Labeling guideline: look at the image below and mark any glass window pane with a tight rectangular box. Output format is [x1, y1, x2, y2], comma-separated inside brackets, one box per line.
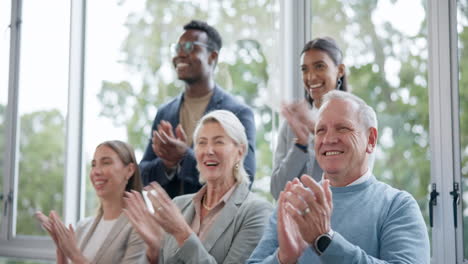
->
[0, 257, 52, 264]
[0, 0, 11, 226]
[83, 0, 281, 215]
[15, 0, 70, 236]
[458, 0, 468, 259]
[311, 0, 430, 233]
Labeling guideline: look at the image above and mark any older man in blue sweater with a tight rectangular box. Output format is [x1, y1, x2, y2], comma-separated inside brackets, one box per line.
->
[247, 90, 430, 264]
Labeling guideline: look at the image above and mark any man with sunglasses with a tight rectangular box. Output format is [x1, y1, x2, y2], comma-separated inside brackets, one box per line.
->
[140, 20, 256, 198]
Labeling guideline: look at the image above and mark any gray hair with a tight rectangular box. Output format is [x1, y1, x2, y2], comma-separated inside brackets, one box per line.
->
[318, 90, 378, 130]
[193, 110, 250, 184]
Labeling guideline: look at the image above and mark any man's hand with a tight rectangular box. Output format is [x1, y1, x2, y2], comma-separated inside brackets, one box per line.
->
[284, 176, 333, 244]
[277, 182, 308, 264]
[151, 121, 188, 168]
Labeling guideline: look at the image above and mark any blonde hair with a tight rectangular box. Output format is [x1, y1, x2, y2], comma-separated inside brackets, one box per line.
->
[193, 110, 250, 184]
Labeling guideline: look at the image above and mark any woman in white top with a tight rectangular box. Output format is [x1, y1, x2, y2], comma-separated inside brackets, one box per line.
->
[35, 140, 145, 263]
[270, 37, 348, 200]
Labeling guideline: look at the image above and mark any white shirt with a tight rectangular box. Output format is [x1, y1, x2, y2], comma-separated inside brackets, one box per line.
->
[82, 217, 118, 261]
[319, 169, 372, 186]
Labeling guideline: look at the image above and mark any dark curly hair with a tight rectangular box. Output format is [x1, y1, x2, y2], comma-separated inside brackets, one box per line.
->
[183, 20, 222, 52]
[301, 37, 347, 105]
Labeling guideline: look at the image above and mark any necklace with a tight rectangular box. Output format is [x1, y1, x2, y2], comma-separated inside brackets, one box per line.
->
[202, 195, 216, 211]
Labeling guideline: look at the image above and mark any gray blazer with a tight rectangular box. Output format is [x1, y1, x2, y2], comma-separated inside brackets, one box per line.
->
[158, 182, 273, 264]
[76, 212, 145, 263]
[270, 120, 323, 200]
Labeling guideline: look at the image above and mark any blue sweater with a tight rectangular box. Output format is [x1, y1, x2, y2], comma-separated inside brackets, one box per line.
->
[247, 175, 430, 264]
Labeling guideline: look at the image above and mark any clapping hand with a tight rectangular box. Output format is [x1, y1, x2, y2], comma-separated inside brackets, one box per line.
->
[151, 121, 188, 168]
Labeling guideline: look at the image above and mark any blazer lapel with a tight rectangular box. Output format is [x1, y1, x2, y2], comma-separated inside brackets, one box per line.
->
[79, 212, 102, 252]
[205, 85, 224, 112]
[202, 182, 250, 253]
[164, 199, 196, 257]
[92, 213, 129, 263]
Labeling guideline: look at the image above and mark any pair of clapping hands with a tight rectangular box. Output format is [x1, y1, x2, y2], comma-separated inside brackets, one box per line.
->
[277, 175, 333, 264]
[123, 182, 193, 262]
[152, 121, 189, 168]
[34, 211, 85, 264]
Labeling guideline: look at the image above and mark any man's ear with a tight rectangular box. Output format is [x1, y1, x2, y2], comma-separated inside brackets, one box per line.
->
[208, 50, 219, 66]
[366, 127, 378, 153]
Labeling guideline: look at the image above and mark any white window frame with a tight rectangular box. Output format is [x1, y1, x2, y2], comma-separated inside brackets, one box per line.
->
[0, 0, 85, 260]
[427, 0, 461, 262]
[0, 0, 464, 262]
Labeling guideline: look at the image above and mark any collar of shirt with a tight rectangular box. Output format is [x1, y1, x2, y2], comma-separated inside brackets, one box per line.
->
[319, 169, 372, 187]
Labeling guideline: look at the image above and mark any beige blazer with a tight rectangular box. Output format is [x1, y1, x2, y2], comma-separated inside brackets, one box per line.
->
[76, 212, 145, 263]
[157, 181, 273, 264]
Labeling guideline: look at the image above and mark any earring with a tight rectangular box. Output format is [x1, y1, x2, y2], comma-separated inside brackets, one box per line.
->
[336, 78, 342, 90]
[234, 163, 239, 171]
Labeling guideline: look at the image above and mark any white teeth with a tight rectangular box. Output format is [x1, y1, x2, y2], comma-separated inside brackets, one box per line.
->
[205, 161, 218, 166]
[325, 151, 341, 156]
[177, 63, 189, 68]
[95, 180, 106, 186]
[309, 83, 323, 89]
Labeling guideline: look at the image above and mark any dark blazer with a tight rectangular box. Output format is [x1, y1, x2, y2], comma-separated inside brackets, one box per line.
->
[159, 182, 273, 264]
[140, 85, 256, 198]
[76, 212, 145, 263]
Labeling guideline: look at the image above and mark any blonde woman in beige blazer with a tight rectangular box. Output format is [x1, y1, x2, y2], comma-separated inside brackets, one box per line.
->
[35, 140, 145, 263]
[124, 110, 273, 264]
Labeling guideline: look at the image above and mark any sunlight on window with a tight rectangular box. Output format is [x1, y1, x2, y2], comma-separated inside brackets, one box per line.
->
[15, 0, 70, 236]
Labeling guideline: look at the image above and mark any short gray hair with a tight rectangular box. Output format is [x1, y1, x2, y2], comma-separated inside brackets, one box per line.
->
[193, 110, 250, 184]
[318, 90, 378, 130]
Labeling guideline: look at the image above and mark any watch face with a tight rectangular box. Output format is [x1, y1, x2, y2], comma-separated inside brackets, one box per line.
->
[317, 234, 332, 253]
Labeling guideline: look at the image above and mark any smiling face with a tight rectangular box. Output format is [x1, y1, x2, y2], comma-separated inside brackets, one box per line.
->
[172, 29, 216, 84]
[90, 145, 134, 201]
[194, 121, 243, 185]
[314, 98, 376, 186]
[301, 49, 344, 108]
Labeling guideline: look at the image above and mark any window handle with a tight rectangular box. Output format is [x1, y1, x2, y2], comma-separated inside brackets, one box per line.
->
[429, 183, 439, 228]
[3, 190, 13, 217]
[450, 182, 460, 228]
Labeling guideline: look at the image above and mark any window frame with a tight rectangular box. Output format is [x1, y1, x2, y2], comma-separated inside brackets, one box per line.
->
[0, 0, 85, 260]
[0, 0, 463, 262]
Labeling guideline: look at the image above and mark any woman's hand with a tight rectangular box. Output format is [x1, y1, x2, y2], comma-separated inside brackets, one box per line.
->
[35, 211, 67, 263]
[145, 182, 193, 247]
[281, 100, 315, 145]
[49, 211, 89, 264]
[34, 211, 56, 241]
[123, 190, 163, 262]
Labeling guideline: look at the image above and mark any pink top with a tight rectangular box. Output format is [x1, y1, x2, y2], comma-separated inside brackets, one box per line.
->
[190, 184, 238, 241]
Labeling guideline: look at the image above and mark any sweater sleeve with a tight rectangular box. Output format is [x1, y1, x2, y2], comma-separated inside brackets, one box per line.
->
[317, 192, 430, 264]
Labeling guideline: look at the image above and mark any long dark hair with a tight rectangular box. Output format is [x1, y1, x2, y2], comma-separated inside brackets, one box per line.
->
[301, 37, 348, 106]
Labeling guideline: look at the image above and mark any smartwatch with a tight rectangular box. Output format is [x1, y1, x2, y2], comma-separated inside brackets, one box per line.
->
[314, 229, 335, 255]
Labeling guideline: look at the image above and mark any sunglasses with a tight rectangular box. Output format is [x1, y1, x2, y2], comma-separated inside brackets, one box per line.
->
[171, 41, 212, 54]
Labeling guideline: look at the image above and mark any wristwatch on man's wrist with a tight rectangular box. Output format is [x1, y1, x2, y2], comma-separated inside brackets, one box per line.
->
[314, 229, 335, 255]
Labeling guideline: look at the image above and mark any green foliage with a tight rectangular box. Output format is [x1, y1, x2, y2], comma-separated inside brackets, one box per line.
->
[312, 0, 431, 228]
[97, 0, 278, 199]
[16, 109, 65, 236]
